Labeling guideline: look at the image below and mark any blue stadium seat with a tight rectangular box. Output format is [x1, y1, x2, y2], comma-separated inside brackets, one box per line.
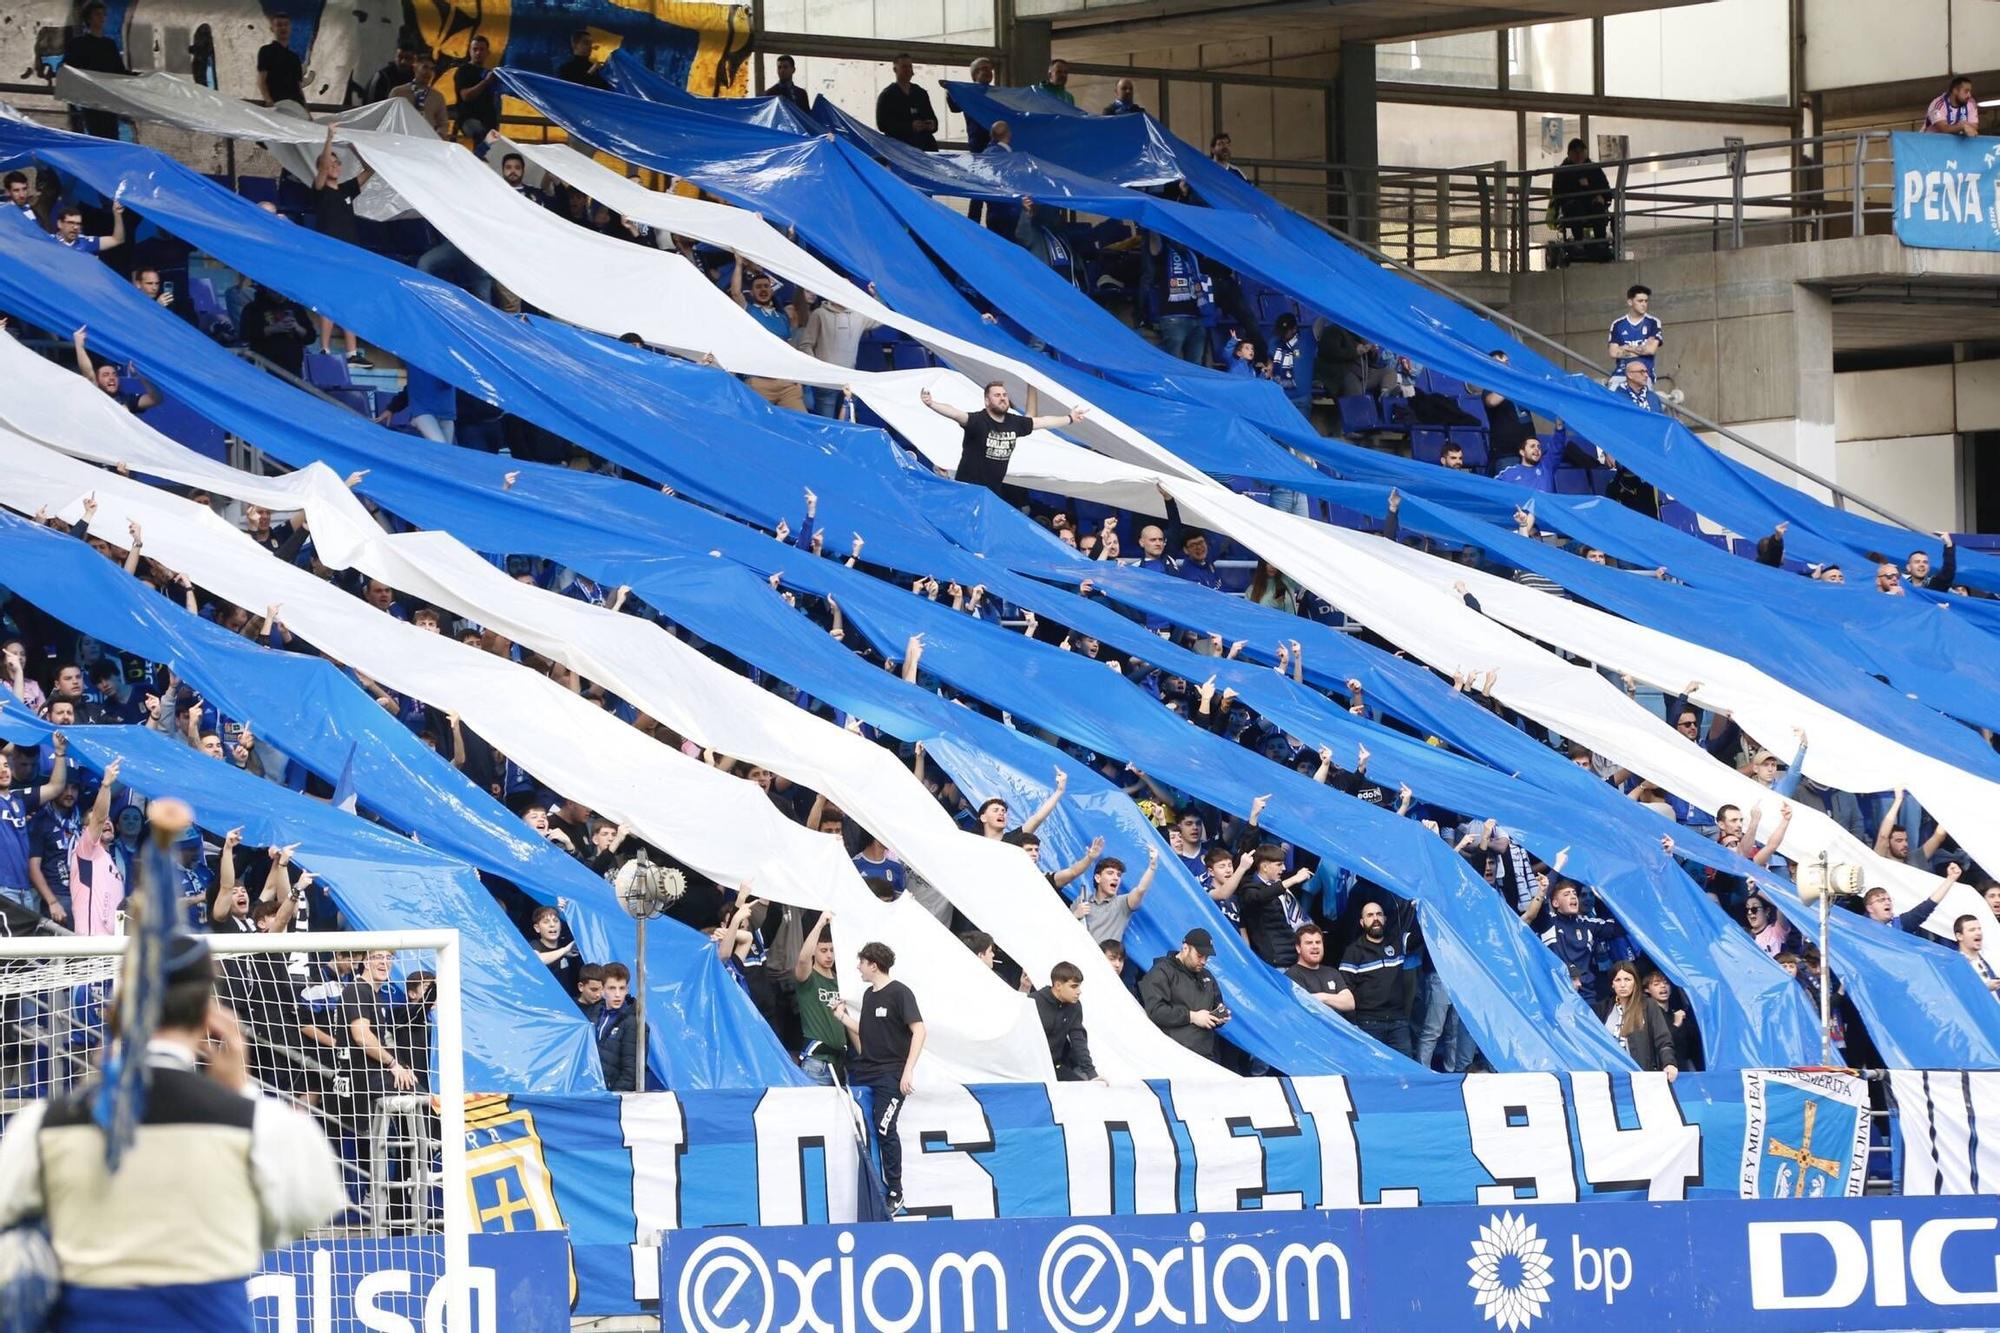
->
[888, 342, 933, 372]
[1336, 395, 1382, 434]
[302, 353, 352, 389]
[1409, 425, 1447, 463]
[137, 398, 228, 462]
[1381, 394, 1415, 427]
[327, 388, 376, 417]
[1448, 427, 1488, 470]
[1658, 499, 1704, 535]
[1553, 467, 1595, 495]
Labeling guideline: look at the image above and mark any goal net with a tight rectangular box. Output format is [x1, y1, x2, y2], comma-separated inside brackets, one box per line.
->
[0, 928, 469, 1332]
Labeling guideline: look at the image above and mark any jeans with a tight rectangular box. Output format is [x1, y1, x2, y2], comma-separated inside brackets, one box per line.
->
[409, 414, 456, 444]
[1268, 487, 1310, 517]
[0, 884, 38, 913]
[863, 1082, 906, 1197]
[799, 1055, 837, 1087]
[1356, 1015, 1416, 1060]
[1154, 313, 1205, 364]
[1415, 973, 1477, 1072]
[416, 240, 495, 306]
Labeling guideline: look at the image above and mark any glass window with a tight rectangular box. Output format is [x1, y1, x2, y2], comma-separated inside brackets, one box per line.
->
[1377, 33, 1500, 89]
[1509, 20, 1593, 95]
[1377, 102, 1517, 170]
[759, 0, 995, 45]
[1603, 0, 1789, 105]
[790, 57, 974, 145]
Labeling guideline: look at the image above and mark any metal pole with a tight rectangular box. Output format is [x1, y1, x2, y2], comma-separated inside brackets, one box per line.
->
[1850, 131, 1867, 237]
[1730, 143, 1746, 250]
[634, 912, 648, 1092]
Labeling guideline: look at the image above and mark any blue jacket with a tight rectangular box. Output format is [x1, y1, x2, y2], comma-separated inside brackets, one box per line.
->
[586, 999, 640, 1091]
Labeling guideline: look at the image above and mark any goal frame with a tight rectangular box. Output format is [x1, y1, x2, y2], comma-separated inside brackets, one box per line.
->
[0, 928, 470, 1307]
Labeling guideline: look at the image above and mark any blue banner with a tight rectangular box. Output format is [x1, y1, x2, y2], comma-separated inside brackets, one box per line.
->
[660, 1194, 2000, 1333]
[1892, 131, 2000, 251]
[254, 1231, 568, 1331]
[468, 1072, 1874, 1315]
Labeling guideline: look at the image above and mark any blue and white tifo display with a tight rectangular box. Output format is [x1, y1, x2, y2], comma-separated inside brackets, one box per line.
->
[453, 1070, 1907, 1315]
[660, 1196, 2000, 1333]
[253, 1232, 568, 1332]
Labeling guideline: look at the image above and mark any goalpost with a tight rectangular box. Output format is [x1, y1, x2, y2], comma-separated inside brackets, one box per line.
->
[0, 928, 470, 1332]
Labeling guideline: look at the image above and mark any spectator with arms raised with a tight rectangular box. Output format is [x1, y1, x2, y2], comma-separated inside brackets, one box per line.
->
[919, 382, 1087, 494]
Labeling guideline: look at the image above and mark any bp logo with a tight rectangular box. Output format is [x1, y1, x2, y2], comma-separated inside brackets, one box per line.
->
[1467, 1211, 1554, 1331]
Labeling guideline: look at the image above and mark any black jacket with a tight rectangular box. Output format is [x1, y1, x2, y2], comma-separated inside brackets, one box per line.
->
[1599, 994, 1679, 1072]
[586, 999, 640, 1090]
[1139, 954, 1222, 1058]
[1239, 874, 1298, 968]
[1032, 986, 1098, 1081]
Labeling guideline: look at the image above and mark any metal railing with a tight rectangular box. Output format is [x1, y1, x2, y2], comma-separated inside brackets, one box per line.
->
[1236, 129, 1903, 275]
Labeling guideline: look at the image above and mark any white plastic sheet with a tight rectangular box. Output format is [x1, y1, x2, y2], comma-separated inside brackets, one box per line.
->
[0, 337, 1219, 1085]
[44, 69, 1204, 501]
[1159, 486, 1999, 954]
[0, 427, 1064, 1088]
[41, 68, 1996, 958]
[56, 67, 432, 220]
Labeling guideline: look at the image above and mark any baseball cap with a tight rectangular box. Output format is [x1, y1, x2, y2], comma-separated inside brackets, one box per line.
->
[1183, 927, 1216, 958]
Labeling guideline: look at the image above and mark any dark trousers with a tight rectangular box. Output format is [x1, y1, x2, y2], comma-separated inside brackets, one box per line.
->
[1357, 1015, 1416, 1060]
[863, 1081, 906, 1195]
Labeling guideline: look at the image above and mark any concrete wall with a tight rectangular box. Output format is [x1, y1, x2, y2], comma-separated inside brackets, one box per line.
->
[1507, 247, 1833, 429]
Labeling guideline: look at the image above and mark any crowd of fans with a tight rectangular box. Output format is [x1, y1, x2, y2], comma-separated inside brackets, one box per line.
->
[0, 22, 1995, 1149]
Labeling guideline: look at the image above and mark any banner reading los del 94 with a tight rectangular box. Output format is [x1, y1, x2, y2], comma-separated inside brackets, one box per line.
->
[461, 1070, 1872, 1316]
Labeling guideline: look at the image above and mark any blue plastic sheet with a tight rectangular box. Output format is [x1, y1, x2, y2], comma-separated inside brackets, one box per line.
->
[600, 49, 821, 135]
[934, 84, 1995, 592]
[0, 135, 1989, 1071]
[0, 689, 601, 1093]
[387, 97, 2000, 756]
[11, 308, 1626, 1075]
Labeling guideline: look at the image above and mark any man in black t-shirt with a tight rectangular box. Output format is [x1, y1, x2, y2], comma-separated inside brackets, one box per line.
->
[918, 381, 1088, 493]
[256, 14, 306, 110]
[831, 941, 925, 1213]
[1285, 924, 1354, 1018]
[342, 949, 415, 1097]
[309, 124, 373, 367]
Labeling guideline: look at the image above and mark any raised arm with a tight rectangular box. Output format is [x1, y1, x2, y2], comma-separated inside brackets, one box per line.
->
[1028, 404, 1087, 430]
[1874, 788, 1905, 858]
[36, 731, 69, 806]
[71, 325, 94, 380]
[794, 911, 831, 983]
[1750, 803, 1792, 866]
[1051, 835, 1103, 890]
[917, 387, 969, 425]
[1021, 767, 1067, 836]
[1772, 729, 1807, 799]
[1125, 846, 1159, 910]
[727, 252, 747, 309]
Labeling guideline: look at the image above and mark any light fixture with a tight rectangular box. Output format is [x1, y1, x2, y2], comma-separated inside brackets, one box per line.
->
[614, 850, 685, 1093]
[1797, 858, 1863, 906]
